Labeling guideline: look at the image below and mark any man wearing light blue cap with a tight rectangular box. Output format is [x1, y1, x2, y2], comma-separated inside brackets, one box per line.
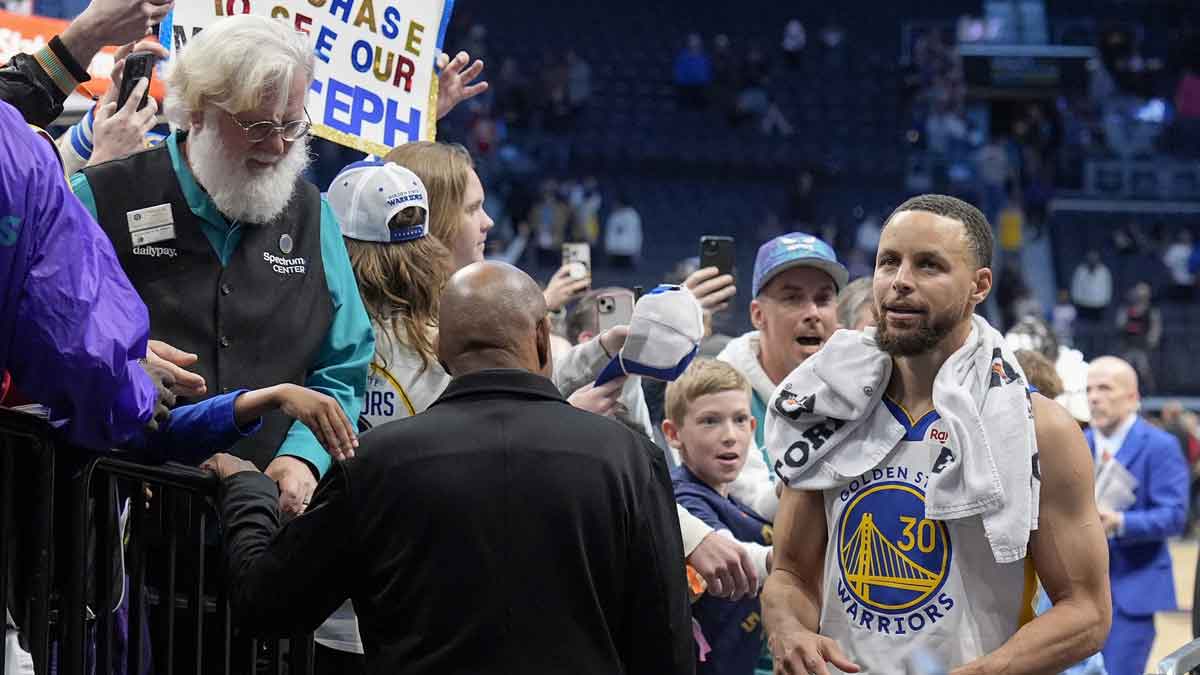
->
[716, 232, 847, 520]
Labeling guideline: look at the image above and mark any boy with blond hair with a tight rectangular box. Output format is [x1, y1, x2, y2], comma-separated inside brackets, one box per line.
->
[665, 359, 772, 675]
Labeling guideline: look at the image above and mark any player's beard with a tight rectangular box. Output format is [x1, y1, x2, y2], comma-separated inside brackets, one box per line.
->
[874, 299, 968, 357]
[188, 113, 311, 225]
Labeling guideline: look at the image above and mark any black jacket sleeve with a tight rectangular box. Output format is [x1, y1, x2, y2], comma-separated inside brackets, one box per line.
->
[218, 465, 357, 637]
[625, 438, 696, 675]
[0, 38, 92, 128]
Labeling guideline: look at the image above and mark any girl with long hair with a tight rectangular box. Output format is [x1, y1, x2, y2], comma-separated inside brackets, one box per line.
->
[316, 148, 637, 673]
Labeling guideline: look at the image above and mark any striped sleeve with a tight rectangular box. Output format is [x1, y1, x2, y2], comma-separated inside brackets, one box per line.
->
[31, 36, 91, 97]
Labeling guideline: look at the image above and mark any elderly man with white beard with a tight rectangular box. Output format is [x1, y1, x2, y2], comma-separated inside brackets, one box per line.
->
[70, 15, 374, 514]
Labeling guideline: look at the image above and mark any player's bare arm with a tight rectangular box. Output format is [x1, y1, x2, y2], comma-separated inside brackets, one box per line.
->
[951, 394, 1111, 675]
[764, 488, 860, 675]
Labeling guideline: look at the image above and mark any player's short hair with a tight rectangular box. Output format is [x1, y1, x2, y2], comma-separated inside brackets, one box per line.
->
[884, 194, 993, 270]
[665, 359, 751, 425]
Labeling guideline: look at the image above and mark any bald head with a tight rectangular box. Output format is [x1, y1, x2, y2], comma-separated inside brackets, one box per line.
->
[438, 262, 552, 376]
[1087, 356, 1140, 435]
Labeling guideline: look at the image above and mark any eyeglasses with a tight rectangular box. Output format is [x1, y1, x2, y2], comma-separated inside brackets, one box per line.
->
[225, 108, 312, 143]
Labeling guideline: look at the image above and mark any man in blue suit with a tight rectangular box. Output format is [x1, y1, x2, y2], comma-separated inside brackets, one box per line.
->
[1087, 356, 1189, 675]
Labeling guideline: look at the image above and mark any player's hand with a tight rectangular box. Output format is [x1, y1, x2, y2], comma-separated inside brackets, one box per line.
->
[273, 384, 358, 461]
[436, 50, 488, 120]
[567, 378, 625, 417]
[543, 264, 590, 311]
[687, 531, 757, 600]
[265, 456, 317, 516]
[769, 629, 860, 675]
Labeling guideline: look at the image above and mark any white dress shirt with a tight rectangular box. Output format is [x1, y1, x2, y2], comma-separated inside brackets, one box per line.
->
[1093, 413, 1138, 536]
[1093, 412, 1138, 464]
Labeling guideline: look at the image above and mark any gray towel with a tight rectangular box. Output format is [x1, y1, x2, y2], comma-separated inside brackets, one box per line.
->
[765, 315, 1040, 563]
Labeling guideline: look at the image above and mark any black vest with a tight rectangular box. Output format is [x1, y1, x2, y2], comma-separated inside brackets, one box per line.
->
[83, 137, 333, 469]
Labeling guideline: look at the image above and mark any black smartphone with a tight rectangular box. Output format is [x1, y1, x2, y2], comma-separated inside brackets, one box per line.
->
[116, 51, 158, 111]
[700, 235, 735, 277]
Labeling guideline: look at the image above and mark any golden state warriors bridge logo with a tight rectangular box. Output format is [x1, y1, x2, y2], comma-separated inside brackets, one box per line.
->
[835, 478, 956, 635]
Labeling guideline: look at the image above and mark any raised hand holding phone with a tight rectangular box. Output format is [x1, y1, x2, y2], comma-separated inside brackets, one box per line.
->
[699, 235, 736, 277]
[690, 236, 738, 315]
[116, 49, 158, 111]
[90, 41, 167, 165]
[544, 263, 591, 311]
[562, 242, 591, 280]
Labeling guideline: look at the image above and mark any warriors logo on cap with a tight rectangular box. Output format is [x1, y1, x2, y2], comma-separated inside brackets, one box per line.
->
[328, 161, 431, 244]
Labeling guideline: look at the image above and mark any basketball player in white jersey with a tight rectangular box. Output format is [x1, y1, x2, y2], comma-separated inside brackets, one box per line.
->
[763, 195, 1111, 674]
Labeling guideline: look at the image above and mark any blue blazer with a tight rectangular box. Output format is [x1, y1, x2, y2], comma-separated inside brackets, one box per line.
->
[1086, 417, 1189, 616]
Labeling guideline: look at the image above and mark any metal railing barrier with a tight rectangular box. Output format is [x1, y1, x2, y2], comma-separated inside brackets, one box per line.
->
[0, 408, 314, 675]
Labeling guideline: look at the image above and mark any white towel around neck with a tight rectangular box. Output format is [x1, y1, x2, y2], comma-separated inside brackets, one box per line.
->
[764, 314, 1040, 564]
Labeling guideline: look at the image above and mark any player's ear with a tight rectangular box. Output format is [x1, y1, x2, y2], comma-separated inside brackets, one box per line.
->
[971, 267, 992, 305]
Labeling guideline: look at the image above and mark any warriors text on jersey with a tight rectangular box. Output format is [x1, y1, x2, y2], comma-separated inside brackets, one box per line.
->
[818, 397, 1038, 673]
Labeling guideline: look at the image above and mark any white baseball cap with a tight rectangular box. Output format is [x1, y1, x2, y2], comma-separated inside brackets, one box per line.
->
[328, 160, 430, 243]
[595, 285, 705, 385]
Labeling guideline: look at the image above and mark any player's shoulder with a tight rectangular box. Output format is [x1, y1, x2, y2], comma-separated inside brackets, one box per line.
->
[1030, 392, 1093, 480]
[1031, 391, 1081, 441]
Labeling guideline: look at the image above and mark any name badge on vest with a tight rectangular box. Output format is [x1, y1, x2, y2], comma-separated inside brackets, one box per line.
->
[127, 204, 176, 246]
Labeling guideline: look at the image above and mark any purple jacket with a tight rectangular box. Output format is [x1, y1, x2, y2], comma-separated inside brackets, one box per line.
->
[0, 100, 156, 449]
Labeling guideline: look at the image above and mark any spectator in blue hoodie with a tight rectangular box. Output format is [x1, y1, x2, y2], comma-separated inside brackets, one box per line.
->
[666, 359, 772, 675]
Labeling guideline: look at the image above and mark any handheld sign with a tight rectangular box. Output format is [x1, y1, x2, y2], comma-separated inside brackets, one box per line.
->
[162, 0, 454, 155]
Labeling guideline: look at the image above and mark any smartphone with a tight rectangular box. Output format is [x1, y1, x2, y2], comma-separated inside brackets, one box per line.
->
[597, 290, 635, 332]
[562, 242, 591, 280]
[116, 51, 159, 112]
[700, 235, 736, 277]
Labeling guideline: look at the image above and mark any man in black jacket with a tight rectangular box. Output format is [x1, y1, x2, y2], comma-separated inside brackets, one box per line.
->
[204, 261, 695, 675]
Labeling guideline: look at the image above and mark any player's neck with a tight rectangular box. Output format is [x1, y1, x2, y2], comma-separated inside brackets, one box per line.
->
[885, 320, 973, 411]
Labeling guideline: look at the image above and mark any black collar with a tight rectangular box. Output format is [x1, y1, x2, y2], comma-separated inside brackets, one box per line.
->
[430, 369, 566, 408]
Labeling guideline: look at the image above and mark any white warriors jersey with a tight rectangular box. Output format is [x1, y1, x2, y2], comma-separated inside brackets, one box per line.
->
[358, 327, 450, 430]
[318, 330, 449, 654]
[819, 397, 1037, 673]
